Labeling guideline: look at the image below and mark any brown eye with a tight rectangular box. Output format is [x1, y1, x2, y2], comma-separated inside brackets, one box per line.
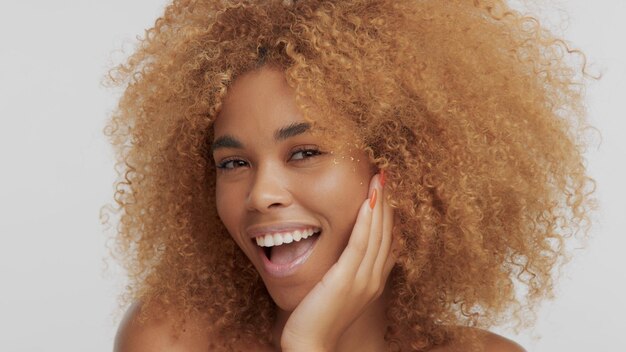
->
[290, 147, 323, 161]
[217, 158, 248, 170]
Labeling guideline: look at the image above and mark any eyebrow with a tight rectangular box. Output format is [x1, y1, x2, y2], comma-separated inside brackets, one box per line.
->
[211, 121, 311, 153]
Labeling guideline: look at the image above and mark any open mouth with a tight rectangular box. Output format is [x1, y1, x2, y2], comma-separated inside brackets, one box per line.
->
[254, 228, 322, 265]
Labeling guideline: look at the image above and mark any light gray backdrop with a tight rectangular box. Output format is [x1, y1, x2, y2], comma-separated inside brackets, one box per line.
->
[0, 0, 624, 351]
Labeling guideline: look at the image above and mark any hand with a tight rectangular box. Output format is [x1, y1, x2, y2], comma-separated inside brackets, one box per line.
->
[280, 171, 396, 352]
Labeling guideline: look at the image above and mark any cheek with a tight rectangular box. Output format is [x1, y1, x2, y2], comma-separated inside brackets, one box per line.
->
[305, 160, 371, 232]
[215, 182, 243, 240]
[215, 185, 226, 222]
[313, 172, 367, 205]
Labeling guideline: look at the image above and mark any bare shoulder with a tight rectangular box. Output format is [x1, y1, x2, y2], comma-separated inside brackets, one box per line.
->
[478, 329, 526, 352]
[114, 302, 210, 352]
[429, 328, 526, 352]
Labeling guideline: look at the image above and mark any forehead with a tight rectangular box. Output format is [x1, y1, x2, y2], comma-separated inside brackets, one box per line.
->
[213, 66, 302, 136]
[211, 66, 360, 155]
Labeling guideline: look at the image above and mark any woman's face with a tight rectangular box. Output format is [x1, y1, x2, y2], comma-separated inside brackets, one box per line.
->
[212, 66, 374, 311]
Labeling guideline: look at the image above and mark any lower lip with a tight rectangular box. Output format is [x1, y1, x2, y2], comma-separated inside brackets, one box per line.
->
[257, 233, 320, 278]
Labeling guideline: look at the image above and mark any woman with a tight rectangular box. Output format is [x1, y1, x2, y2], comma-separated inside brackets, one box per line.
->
[105, 0, 594, 351]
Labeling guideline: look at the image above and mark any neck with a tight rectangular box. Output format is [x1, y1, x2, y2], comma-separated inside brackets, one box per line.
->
[270, 288, 390, 352]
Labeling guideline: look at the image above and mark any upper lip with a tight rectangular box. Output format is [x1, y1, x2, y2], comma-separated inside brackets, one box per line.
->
[246, 222, 322, 239]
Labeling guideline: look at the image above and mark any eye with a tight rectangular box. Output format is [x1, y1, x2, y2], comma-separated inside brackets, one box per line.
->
[290, 146, 324, 161]
[216, 158, 248, 170]
[215, 146, 324, 172]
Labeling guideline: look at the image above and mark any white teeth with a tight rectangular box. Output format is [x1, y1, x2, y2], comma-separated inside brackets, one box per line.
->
[255, 228, 318, 247]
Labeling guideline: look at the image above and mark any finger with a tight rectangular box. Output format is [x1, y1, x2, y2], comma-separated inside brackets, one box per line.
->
[358, 172, 384, 277]
[336, 192, 374, 274]
[373, 183, 394, 275]
[381, 230, 400, 279]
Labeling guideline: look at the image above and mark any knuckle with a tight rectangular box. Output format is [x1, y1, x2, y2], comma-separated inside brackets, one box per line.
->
[367, 280, 381, 296]
[351, 241, 368, 254]
[354, 278, 368, 293]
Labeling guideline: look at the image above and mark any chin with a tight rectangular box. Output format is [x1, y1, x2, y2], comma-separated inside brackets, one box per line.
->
[243, 227, 335, 312]
[261, 275, 315, 312]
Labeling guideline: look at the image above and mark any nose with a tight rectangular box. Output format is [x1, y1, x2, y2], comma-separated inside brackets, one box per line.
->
[245, 163, 293, 213]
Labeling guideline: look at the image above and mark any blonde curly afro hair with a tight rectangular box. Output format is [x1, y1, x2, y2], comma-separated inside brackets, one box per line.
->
[103, 0, 595, 350]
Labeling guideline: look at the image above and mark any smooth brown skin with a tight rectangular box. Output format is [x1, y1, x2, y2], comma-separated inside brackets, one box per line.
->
[114, 67, 526, 352]
[213, 66, 376, 315]
[214, 66, 396, 351]
[115, 301, 526, 352]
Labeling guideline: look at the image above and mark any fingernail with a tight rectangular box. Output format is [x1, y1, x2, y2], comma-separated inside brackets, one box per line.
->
[369, 188, 377, 209]
[380, 170, 386, 186]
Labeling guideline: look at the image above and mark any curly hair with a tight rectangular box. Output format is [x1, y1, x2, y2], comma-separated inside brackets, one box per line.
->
[103, 0, 596, 350]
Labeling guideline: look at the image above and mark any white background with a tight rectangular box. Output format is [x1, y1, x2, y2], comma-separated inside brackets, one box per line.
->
[0, 1, 624, 351]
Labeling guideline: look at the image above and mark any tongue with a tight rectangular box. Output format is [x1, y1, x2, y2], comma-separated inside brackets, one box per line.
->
[270, 234, 318, 265]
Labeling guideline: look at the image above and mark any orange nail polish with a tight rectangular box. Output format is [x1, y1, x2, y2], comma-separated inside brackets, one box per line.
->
[369, 188, 377, 209]
[380, 170, 386, 186]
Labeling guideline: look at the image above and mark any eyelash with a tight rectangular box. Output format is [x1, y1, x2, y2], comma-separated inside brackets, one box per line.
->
[216, 147, 324, 171]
